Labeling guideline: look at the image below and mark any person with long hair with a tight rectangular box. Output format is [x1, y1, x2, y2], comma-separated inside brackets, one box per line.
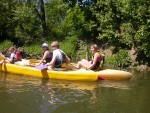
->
[76, 44, 102, 70]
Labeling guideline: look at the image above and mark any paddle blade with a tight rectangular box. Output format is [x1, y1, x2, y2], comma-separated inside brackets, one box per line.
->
[35, 65, 48, 70]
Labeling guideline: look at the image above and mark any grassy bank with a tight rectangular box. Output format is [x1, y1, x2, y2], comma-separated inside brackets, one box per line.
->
[0, 38, 78, 61]
[0, 40, 14, 50]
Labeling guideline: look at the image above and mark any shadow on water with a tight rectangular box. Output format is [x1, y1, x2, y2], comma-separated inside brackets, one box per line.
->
[0, 70, 150, 113]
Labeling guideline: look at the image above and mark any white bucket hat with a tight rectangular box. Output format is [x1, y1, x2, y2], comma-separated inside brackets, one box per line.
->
[42, 43, 49, 48]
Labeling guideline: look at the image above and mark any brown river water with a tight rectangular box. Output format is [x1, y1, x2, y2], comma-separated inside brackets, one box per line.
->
[0, 69, 150, 113]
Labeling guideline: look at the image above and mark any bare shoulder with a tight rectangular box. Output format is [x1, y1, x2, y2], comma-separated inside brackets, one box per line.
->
[44, 51, 51, 56]
[94, 52, 101, 57]
[44, 51, 49, 54]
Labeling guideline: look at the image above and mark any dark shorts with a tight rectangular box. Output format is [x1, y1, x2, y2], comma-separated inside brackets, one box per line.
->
[54, 60, 62, 68]
[91, 61, 100, 70]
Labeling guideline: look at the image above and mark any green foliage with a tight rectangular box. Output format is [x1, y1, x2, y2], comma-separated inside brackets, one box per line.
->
[0, 40, 13, 50]
[14, 2, 42, 44]
[135, 25, 150, 58]
[78, 41, 88, 60]
[0, 0, 150, 65]
[45, 0, 68, 40]
[60, 36, 78, 61]
[24, 44, 42, 55]
[0, 0, 16, 41]
[106, 49, 131, 68]
[92, 0, 150, 49]
[62, 4, 91, 40]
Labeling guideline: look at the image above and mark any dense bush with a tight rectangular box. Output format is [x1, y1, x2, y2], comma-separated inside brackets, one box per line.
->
[24, 44, 42, 55]
[105, 49, 131, 68]
[14, 2, 43, 45]
[0, 40, 14, 50]
[60, 36, 79, 61]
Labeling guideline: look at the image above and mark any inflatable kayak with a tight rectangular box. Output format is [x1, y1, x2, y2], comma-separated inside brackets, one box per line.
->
[0, 62, 132, 81]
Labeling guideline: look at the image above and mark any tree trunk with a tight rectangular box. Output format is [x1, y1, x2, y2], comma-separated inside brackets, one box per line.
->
[40, 0, 48, 39]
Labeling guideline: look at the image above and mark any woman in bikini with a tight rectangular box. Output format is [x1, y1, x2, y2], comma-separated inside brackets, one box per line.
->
[76, 44, 102, 70]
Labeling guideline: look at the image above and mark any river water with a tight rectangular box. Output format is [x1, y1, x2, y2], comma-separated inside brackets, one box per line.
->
[0, 70, 149, 113]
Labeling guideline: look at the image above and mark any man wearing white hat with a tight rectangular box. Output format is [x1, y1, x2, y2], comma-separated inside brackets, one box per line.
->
[46, 41, 70, 68]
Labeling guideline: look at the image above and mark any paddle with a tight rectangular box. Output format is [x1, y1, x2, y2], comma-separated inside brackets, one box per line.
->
[29, 59, 41, 63]
[35, 64, 48, 70]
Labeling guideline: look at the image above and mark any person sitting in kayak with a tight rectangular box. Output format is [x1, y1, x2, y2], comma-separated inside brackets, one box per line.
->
[15, 48, 22, 61]
[76, 44, 102, 70]
[37, 43, 53, 65]
[4, 47, 17, 64]
[46, 41, 70, 68]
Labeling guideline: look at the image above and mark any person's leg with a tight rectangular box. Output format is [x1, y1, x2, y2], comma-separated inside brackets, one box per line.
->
[81, 59, 91, 66]
[76, 59, 91, 69]
[76, 61, 82, 69]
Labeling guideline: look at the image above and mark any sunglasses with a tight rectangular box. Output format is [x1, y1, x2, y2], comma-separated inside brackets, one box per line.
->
[51, 45, 56, 48]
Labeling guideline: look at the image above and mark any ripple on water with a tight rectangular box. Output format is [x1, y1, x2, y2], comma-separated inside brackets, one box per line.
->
[0, 71, 150, 113]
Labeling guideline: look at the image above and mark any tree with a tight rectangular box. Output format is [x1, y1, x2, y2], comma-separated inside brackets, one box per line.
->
[39, 0, 48, 39]
[0, 0, 16, 42]
[45, 0, 68, 40]
[14, 1, 42, 45]
[62, 3, 97, 42]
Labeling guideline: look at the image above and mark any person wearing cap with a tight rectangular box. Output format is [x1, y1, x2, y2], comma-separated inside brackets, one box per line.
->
[37, 43, 53, 66]
[46, 41, 70, 68]
[76, 44, 102, 70]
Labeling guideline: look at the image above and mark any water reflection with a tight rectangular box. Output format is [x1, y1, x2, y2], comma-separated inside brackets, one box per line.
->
[0, 72, 98, 113]
[0, 71, 150, 113]
[98, 80, 131, 90]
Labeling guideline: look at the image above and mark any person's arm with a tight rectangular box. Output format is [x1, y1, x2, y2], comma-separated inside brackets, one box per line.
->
[5, 58, 13, 63]
[46, 51, 56, 66]
[87, 53, 99, 70]
[38, 51, 49, 65]
[66, 55, 70, 65]
[5, 53, 15, 63]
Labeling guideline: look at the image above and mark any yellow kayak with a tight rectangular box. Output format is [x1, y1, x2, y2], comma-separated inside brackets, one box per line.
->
[0, 62, 132, 81]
